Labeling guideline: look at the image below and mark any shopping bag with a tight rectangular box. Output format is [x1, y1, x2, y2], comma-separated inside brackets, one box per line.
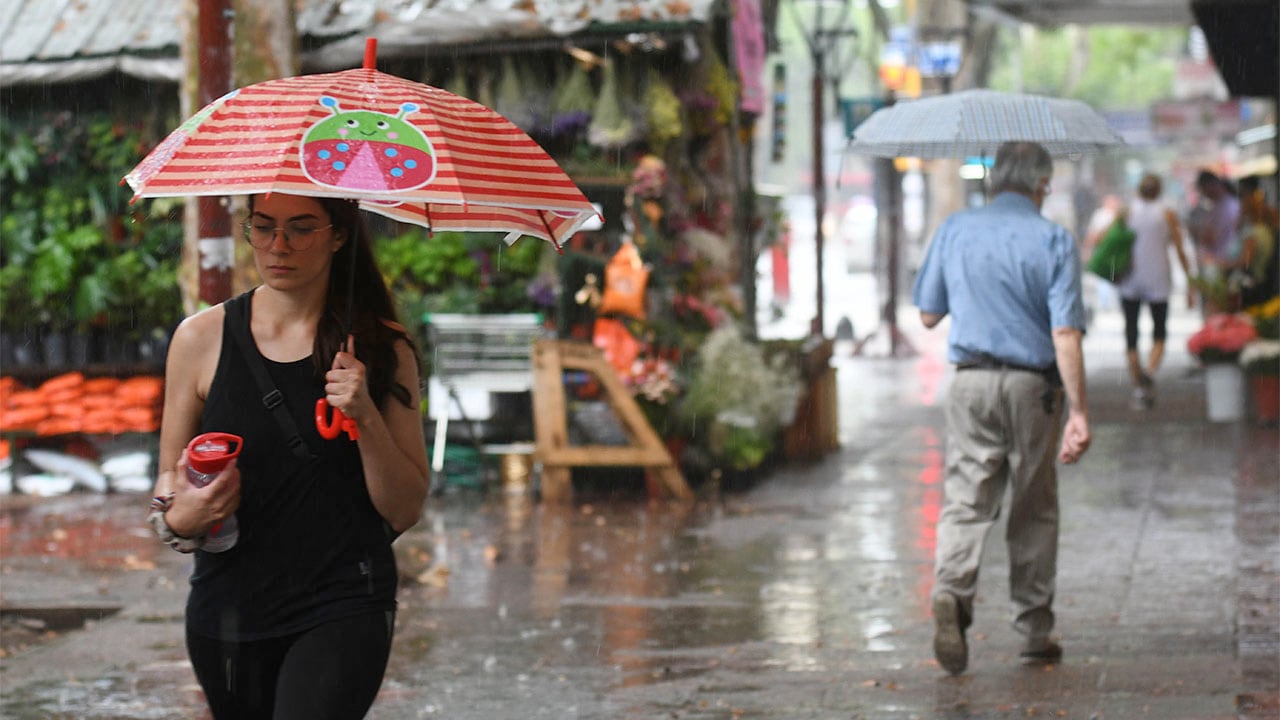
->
[1087, 219, 1135, 282]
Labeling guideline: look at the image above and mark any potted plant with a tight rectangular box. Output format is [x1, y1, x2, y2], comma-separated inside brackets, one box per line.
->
[1241, 296, 1280, 425]
[28, 224, 108, 368]
[1187, 312, 1258, 422]
[1240, 340, 1280, 425]
[0, 263, 37, 368]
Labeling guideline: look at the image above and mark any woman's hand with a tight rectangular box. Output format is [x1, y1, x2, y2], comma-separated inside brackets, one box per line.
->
[166, 449, 241, 538]
[325, 335, 376, 429]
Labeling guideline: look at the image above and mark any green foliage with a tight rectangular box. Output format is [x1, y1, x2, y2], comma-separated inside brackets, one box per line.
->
[373, 229, 549, 315]
[989, 26, 1183, 109]
[372, 229, 552, 372]
[0, 111, 183, 337]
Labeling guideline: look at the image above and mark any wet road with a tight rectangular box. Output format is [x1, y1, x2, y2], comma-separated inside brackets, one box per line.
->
[1, 306, 1277, 719]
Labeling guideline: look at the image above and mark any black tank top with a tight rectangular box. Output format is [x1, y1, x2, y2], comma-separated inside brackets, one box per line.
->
[187, 290, 397, 641]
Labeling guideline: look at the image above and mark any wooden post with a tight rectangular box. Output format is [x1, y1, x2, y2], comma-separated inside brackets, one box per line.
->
[195, 0, 234, 307]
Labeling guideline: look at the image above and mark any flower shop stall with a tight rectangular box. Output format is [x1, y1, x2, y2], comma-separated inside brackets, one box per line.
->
[354, 3, 807, 489]
[0, 0, 807, 496]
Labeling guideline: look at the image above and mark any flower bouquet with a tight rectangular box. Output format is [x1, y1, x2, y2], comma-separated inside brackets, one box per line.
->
[678, 326, 802, 473]
[624, 352, 682, 437]
[1244, 296, 1280, 341]
[1240, 340, 1280, 376]
[1187, 312, 1258, 364]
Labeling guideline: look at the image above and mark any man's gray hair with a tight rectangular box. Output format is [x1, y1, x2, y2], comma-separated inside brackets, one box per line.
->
[990, 142, 1053, 195]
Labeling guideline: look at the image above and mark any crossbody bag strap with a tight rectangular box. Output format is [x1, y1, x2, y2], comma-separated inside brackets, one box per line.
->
[224, 294, 316, 461]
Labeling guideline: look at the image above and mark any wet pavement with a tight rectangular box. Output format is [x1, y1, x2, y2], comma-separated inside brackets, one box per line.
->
[1, 303, 1277, 720]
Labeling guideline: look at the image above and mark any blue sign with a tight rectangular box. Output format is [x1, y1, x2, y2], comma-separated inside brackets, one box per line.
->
[919, 41, 961, 78]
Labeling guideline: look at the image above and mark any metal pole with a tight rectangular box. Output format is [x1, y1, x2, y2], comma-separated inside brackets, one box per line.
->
[885, 155, 901, 356]
[197, 0, 234, 306]
[811, 47, 826, 336]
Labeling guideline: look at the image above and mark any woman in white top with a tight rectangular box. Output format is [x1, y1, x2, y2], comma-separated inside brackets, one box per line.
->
[1116, 173, 1194, 409]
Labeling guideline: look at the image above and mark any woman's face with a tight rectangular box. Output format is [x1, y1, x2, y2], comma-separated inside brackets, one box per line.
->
[246, 194, 343, 291]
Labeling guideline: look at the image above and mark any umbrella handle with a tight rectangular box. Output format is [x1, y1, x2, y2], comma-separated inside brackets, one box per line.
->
[315, 399, 360, 441]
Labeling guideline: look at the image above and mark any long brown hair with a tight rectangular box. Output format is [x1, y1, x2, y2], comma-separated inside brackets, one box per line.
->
[248, 195, 419, 411]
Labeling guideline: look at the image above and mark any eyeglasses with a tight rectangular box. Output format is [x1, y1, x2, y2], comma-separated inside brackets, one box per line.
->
[243, 221, 334, 251]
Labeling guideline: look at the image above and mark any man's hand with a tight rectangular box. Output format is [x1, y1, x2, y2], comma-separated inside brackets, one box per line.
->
[1058, 410, 1090, 464]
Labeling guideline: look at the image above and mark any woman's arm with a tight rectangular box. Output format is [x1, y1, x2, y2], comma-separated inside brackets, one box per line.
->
[151, 308, 241, 539]
[1166, 209, 1196, 307]
[328, 337, 429, 532]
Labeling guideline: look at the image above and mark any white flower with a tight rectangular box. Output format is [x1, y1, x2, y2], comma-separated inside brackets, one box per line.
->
[1240, 340, 1280, 367]
[680, 325, 803, 433]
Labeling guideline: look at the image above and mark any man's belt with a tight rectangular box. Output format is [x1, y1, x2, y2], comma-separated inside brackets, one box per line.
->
[956, 356, 1061, 385]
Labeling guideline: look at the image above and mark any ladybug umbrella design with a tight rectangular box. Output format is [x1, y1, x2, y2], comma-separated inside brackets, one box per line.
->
[125, 39, 598, 441]
[126, 39, 596, 246]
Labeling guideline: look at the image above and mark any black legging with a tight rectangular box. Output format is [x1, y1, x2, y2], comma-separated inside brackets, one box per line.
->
[187, 610, 394, 720]
[1121, 297, 1169, 351]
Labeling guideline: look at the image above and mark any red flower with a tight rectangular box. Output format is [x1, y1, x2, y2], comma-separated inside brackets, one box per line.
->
[1188, 313, 1258, 359]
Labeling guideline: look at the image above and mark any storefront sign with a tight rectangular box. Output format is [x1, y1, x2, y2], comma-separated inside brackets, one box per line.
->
[1151, 99, 1242, 140]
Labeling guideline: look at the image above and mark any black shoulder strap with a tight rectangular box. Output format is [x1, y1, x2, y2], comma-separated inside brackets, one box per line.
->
[224, 293, 316, 461]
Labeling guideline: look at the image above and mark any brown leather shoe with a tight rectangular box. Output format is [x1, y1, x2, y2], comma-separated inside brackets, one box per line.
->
[1019, 640, 1063, 666]
[932, 593, 968, 675]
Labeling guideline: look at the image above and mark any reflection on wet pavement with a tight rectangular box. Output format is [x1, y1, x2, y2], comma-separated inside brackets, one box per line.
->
[1, 312, 1276, 719]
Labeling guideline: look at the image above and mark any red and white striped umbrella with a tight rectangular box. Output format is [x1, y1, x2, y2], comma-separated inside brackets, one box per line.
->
[125, 41, 596, 247]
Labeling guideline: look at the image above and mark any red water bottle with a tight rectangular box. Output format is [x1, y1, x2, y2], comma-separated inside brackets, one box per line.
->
[186, 432, 243, 553]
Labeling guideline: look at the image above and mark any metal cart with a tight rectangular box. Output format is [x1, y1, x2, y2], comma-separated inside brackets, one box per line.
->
[424, 313, 545, 492]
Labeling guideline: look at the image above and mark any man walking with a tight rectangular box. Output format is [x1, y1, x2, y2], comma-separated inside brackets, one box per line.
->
[912, 142, 1092, 675]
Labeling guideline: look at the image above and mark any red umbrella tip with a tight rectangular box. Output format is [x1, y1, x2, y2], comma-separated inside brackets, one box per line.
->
[363, 38, 377, 70]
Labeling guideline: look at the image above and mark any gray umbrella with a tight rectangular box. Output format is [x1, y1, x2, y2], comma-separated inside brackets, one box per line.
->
[846, 88, 1124, 158]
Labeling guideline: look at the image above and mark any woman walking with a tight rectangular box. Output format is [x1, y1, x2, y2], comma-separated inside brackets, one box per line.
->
[1117, 173, 1194, 410]
[148, 192, 430, 718]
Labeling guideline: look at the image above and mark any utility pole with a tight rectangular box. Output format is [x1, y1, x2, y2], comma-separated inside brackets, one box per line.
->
[810, 51, 827, 336]
[196, 0, 234, 307]
[790, 0, 857, 337]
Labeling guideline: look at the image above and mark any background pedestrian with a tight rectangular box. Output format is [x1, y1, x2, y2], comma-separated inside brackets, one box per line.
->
[1115, 173, 1195, 410]
[1191, 170, 1241, 279]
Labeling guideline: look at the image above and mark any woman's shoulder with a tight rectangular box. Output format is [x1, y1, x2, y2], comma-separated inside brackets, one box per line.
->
[171, 302, 228, 352]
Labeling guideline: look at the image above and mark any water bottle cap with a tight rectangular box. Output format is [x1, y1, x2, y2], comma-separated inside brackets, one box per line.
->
[187, 432, 243, 474]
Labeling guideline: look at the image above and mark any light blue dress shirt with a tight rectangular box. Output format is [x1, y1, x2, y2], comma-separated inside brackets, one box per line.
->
[912, 192, 1086, 368]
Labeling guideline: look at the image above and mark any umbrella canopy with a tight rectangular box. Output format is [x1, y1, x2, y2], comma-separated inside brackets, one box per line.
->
[846, 89, 1124, 159]
[125, 41, 596, 247]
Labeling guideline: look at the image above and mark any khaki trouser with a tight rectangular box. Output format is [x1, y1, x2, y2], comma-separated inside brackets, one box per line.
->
[934, 367, 1063, 649]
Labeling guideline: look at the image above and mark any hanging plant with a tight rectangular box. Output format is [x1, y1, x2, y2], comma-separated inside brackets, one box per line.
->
[495, 57, 537, 131]
[705, 48, 739, 128]
[550, 59, 594, 138]
[644, 69, 683, 154]
[587, 60, 634, 149]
